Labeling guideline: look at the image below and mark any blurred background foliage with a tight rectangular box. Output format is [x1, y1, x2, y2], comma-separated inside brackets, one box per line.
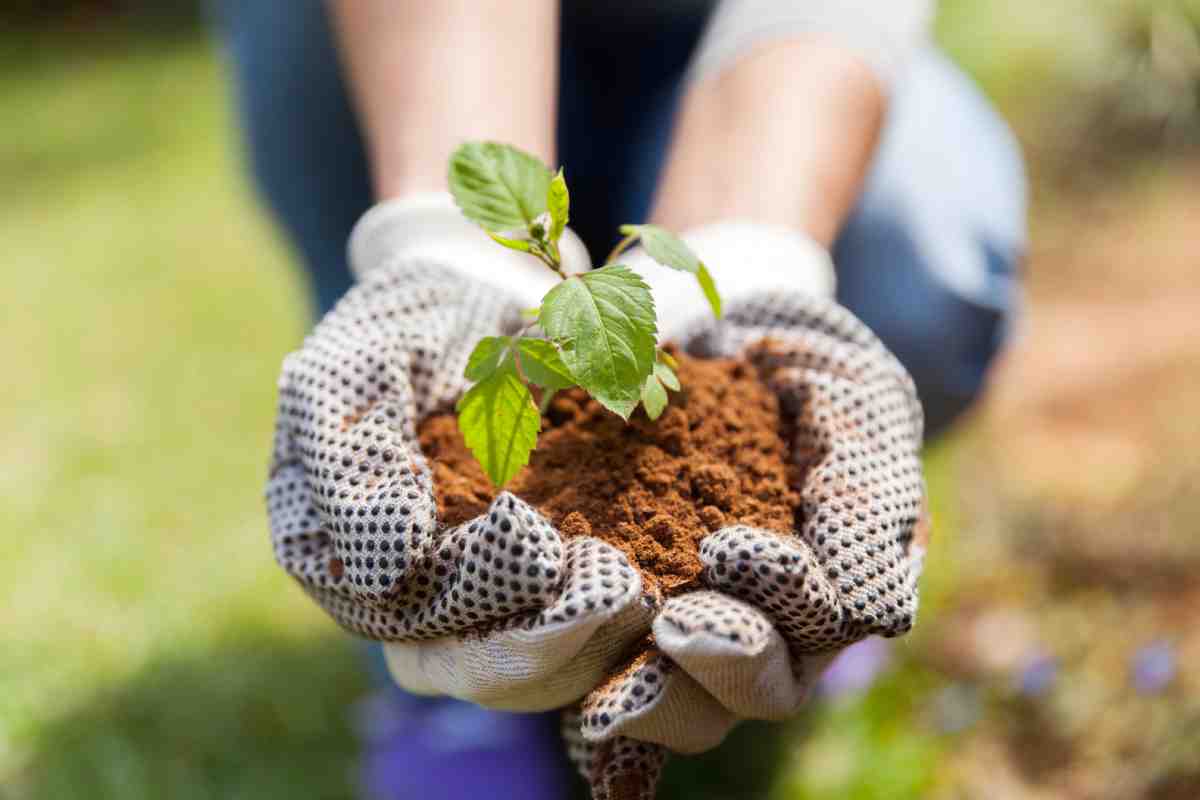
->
[1, 1, 1198, 799]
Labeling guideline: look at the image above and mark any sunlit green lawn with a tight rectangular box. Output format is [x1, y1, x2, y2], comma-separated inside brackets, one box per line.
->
[0, 26, 968, 800]
[0, 29, 370, 799]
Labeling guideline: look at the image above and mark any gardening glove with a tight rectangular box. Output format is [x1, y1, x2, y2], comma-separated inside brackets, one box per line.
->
[557, 224, 927, 796]
[266, 205, 926, 799]
[268, 194, 664, 714]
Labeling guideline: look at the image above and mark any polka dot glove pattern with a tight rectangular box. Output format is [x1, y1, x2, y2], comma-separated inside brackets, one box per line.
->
[267, 241, 926, 799]
[268, 257, 657, 715]
[559, 292, 927, 795]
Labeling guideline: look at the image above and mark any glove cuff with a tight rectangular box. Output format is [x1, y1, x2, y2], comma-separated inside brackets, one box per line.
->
[347, 192, 592, 308]
[625, 220, 836, 341]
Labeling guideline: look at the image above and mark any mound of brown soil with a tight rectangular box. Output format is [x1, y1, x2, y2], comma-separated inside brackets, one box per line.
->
[417, 351, 802, 593]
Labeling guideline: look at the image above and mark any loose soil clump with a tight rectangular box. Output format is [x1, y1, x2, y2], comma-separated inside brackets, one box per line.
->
[417, 350, 803, 593]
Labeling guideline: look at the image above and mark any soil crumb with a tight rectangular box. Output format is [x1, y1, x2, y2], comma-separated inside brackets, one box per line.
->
[417, 350, 803, 593]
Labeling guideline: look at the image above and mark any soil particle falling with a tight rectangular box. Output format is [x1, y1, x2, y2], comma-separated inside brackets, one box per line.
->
[417, 350, 804, 593]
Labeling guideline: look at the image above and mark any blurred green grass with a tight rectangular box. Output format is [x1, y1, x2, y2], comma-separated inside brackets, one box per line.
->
[0, 29, 366, 799]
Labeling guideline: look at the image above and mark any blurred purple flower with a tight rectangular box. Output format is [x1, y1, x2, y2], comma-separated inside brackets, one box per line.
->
[1131, 640, 1176, 694]
[1016, 653, 1058, 697]
[818, 637, 892, 696]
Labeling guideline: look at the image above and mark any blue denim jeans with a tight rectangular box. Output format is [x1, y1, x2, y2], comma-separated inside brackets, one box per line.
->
[212, 2, 1025, 798]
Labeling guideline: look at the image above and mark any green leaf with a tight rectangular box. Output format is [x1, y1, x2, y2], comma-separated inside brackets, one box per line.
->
[657, 348, 679, 371]
[696, 263, 722, 318]
[455, 361, 540, 487]
[448, 142, 552, 232]
[538, 265, 657, 420]
[619, 223, 723, 318]
[464, 336, 510, 381]
[641, 374, 669, 420]
[516, 339, 576, 391]
[547, 168, 569, 243]
[620, 224, 700, 273]
[486, 230, 534, 253]
[654, 359, 680, 392]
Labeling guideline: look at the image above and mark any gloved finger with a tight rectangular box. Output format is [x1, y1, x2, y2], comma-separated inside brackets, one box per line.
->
[579, 649, 738, 755]
[383, 536, 655, 711]
[681, 295, 926, 651]
[562, 707, 668, 800]
[653, 591, 836, 719]
[757, 334, 924, 637]
[698, 524, 849, 652]
[270, 263, 565, 640]
[293, 489, 570, 641]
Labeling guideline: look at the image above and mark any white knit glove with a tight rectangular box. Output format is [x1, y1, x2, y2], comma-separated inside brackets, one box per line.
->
[270, 194, 657, 712]
[266, 209, 926, 800]
[619, 220, 837, 341]
[556, 229, 923, 796]
[347, 191, 592, 305]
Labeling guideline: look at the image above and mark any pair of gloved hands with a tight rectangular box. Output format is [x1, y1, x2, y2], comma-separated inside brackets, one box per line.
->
[266, 193, 927, 800]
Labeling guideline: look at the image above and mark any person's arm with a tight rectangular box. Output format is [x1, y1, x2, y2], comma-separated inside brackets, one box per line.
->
[650, 38, 884, 249]
[650, 0, 933, 249]
[327, 0, 559, 200]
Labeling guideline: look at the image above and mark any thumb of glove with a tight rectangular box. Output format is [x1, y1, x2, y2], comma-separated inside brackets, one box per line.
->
[621, 221, 836, 341]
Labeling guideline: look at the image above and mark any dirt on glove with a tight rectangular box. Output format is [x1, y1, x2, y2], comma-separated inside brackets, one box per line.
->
[417, 350, 804, 593]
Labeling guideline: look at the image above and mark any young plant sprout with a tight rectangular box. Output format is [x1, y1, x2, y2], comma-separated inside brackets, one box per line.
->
[447, 141, 724, 487]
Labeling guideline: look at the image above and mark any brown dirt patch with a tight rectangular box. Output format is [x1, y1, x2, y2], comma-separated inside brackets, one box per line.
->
[417, 351, 803, 593]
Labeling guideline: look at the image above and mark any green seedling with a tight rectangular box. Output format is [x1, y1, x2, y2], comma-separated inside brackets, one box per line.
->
[448, 141, 723, 487]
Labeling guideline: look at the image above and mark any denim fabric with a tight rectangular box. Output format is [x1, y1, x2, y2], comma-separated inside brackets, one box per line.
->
[211, 2, 1025, 797]
[833, 49, 1026, 436]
